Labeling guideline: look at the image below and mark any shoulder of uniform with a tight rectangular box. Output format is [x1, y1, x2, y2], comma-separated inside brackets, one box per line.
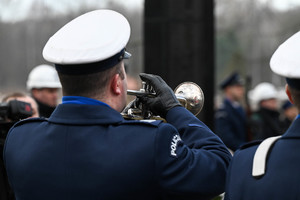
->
[239, 140, 262, 150]
[121, 119, 163, 127]
[217, 102, 226, 110]
[13, 117, 48, 127]
[215, 103, 229, 119]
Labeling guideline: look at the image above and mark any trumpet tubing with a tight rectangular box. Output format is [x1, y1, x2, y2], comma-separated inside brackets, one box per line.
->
[122, 81, 205, 120]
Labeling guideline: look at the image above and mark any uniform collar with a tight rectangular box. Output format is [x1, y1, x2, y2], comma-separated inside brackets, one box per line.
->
[48, 103, 124, 125]
[62, 96, 110, 107]
[282, 117, 300, 138]
[225, 98, 241, 108]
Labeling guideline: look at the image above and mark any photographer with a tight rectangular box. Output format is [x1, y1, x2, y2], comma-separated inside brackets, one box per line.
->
[2, 92, 39, 119]
[0, 97, 33, 200]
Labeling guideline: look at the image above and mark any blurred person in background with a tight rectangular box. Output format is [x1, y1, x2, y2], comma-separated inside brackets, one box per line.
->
[26, 64, 61, 118]
[225, 30, 300, 200]
[281, 100, 298, 131]
[248, 82, 285, 140]
[214, 72, 248, 152]
[2, 92, 39, 119]
[1, 92, 37, 200]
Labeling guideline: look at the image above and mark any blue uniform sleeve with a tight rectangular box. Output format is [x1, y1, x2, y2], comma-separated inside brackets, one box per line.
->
[155, 106, 232, 199]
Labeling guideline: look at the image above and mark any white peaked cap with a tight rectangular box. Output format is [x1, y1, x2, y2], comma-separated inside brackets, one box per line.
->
[43, 9, 131, 65]
[270, 31, 300, 78]
[27, 64, 61, 90]
[248, 82, 277, 103]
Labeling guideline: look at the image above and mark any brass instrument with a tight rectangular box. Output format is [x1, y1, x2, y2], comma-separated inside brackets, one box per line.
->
[121, 81, 204, 121]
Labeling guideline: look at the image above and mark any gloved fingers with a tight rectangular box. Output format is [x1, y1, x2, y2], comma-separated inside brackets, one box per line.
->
[139, 73, 166, 93]
[139, 96, 152, 105]
[139, 96, 162, 116]
[139, 96, 159, 108]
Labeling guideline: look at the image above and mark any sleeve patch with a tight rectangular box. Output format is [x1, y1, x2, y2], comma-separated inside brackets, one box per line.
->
[170, 134, 182, 157]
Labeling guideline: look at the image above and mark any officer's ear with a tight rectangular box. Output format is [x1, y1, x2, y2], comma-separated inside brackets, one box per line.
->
[110, 73, 122, 95]
[286, 84, 294, 104]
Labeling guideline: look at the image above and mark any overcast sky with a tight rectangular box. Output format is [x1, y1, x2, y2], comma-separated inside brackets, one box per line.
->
[260, 0, 300, 10]
[0, 0, 299, 22]
[0, 0, 144, 22]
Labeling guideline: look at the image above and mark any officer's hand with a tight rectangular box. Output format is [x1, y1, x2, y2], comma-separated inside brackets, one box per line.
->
[139, 73, 182, 118]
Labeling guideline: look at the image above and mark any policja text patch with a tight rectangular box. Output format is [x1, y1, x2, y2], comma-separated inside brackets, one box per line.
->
[170, 134, 182, 157]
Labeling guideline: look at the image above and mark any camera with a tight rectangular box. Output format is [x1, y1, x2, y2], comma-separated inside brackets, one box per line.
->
[0, 100, 33, 141]
[0, 99, 32, 200]
[0, 100, 33, 121]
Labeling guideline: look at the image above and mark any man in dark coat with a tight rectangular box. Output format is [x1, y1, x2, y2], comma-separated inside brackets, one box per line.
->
[4, 9, 231, 200]
[281, 100, 298, 131]
[248, 82, 285, 140]
[224, 30, 300, 199]
[26, 64, 61, 118]
[215, 72, 248, 151]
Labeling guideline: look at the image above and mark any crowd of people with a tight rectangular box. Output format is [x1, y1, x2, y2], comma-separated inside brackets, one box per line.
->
[213, 74, 299, 198]
[0, 8, 300, 200]
[215, 72, 298, 154]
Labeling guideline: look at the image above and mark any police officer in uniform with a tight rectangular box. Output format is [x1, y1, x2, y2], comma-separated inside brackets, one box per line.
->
[215, 72, 247, 151]
[224, 31, 300, 199]
[4, 10, 231, 200]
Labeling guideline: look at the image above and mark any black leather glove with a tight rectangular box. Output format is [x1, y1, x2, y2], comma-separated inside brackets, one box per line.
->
[139, 73, 182, 118]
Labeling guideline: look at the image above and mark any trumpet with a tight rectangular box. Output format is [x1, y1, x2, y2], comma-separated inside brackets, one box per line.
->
[121, 81, 204, 121]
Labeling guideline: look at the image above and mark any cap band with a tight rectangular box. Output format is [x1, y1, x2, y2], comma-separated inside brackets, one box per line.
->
[220, 73, 244, 90]
[286, 78, 300, 90]
[282, 100, 293, 110]
[55, 49, 128, 75]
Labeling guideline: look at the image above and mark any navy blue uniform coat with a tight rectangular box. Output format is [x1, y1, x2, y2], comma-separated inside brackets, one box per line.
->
[224, 117, 300, 200]
[4, 104, 231, 200]
[215, 98, 247, 151]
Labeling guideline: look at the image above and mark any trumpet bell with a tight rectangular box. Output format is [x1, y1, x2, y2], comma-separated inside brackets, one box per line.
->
[174, 82, 204, 116]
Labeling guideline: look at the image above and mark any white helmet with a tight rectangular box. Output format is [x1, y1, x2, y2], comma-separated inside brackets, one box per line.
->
[26, 64, 62, 90]
[248, 82, 278, 103]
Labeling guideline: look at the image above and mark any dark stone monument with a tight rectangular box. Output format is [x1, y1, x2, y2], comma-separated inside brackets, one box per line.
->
[144, 0, 215, 128]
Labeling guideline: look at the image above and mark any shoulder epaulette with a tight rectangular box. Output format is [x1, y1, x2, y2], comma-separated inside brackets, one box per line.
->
[239, 140, 262, 150]
[122, 119, 163, 127]
[13, 117, 48, 127]
[252, 136, 282, 177]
